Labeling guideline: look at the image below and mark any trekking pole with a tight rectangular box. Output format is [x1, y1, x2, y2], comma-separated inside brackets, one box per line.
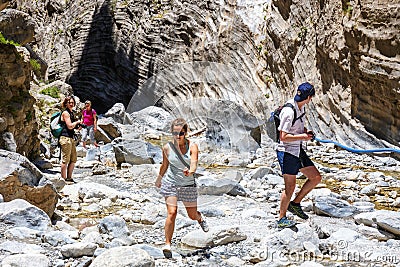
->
[314, 137, 400, 154]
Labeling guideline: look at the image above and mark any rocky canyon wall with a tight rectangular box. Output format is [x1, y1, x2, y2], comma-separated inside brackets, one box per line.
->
[263, 0, 400, 147]
[0, 43, 40, 159]
[0, 2, 41, 159]
[6, 0, 400, 149]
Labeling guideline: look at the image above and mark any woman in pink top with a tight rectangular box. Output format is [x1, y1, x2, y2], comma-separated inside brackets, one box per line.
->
[81, 100, 99, 148]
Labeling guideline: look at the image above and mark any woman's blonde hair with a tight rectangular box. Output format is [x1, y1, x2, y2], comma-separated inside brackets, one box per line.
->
[170, 118, 188, 133]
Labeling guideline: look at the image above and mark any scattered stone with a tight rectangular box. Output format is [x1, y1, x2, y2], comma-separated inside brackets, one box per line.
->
[1, 254, 50, 267]
[90, 246, 154, 267]
[313, 196, 356, 218]
[60, 242, 97, 258]
[180, 225, 247, 248]
[0, 199, 51, 230]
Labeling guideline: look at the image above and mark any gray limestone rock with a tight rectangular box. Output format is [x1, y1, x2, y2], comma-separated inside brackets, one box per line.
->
[60, 242, 97, 258]
[90, 246, 154, 267]
[96, 117, 122, 141]
[1, 254, 50, 267]
[354, 210, 395, 229]
[0, 199, 51, 231]
[129, 106, 173, 132]
[313, 196, 357, 218]
[197, 177, 241, 196]
[98, 215, 130, 239]
[42, 231, 76, 247]
[112, 138, 161, 165]
[181, 225, 247, 248]
[0, 240, 45, 254]
[104, 103, 130, 124]
[4, 227, 41, 240]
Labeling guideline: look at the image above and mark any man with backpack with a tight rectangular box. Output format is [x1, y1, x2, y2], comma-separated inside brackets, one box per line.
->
[276, 82, 322, 228]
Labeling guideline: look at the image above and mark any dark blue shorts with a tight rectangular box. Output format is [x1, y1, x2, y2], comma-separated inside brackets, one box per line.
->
[277, 148, 315, 175]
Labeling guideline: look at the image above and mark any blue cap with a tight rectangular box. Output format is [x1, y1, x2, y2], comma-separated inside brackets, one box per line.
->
[294, 82, 315, 102]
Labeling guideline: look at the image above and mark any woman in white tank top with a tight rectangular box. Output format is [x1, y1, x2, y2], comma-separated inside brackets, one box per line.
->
[155, 118, 209, 256]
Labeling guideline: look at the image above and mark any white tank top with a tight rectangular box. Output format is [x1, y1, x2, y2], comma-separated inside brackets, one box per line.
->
[163, 141, 195, 186]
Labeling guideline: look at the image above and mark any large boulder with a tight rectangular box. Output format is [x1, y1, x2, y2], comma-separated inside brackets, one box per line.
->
[104, 103, 132, 124]
[181, 225, 247, 248]
[0, 150, 58, 217]
[313, 196, 356, 218]
[1, 254, 50, 267]
[168, 99, 262, 152]
[197, 176, 247, 196]
[355, 210, 400, 237]
[129, 106, 173, 132]
[90, 246, 154, 267]
[112, 138, 162, 165]
[95, 117, 122, 144]
[0, 199, 51, 231]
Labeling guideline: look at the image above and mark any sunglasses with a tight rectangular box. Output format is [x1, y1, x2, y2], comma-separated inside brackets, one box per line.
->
[172, 131, 185, 136]
[68, 101, 75, 104]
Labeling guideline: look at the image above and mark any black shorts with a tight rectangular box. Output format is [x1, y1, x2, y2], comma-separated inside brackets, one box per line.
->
[277, 148, 315, 175]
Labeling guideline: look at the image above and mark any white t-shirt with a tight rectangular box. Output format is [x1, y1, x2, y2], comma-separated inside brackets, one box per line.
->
[276, 99, 306, 157]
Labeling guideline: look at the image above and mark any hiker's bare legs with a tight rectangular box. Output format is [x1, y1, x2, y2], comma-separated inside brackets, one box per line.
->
[61, 163, 67, 179]
[67, 163, 75, 180]
[165, 196, 178, 245]
[293, 166, 321, 203]
[279, 174, 297, 219]
[183, 202, 202, 222]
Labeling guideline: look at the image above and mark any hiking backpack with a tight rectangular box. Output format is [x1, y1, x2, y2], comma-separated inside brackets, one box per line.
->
[266, 103, 305, 142]
[50, 111, 63, 138]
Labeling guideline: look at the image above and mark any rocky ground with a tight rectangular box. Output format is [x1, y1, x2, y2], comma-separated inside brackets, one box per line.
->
[1, 128, 400, 267]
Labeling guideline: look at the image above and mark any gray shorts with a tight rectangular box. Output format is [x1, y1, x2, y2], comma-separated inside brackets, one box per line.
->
[160, 181, 197, 202]
[82, 125, 95, 142]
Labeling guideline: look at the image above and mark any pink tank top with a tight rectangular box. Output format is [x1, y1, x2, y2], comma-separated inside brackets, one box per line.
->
[82, 108, 96, 126]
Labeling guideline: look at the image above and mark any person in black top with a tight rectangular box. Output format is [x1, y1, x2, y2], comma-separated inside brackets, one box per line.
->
[59, 96, 81, 182]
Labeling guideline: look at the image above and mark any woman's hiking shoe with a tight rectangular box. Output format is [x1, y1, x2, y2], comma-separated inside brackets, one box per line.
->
[198, 214, 209, 232]
[277, 217, 296, 228]
[64, 178, 76, 184]
[162, 244, 171, 253]
[288, 201, 309, 220]
[162, 244, 172, 258]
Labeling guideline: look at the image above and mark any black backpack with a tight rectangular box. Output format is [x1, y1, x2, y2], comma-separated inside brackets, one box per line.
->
[266, 103, 305, 142]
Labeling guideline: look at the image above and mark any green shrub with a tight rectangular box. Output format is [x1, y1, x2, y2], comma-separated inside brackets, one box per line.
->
[0, 32, 20, 46]
[25, 110, 33, 122]
[40, 86, 60, 98]
[30, 59, 41, 73]
[343, 2, 353, 15]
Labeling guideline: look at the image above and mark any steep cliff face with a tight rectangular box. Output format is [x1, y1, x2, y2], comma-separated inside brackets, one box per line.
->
[0, 44, 40, 159]
[9, 0, 399, 148]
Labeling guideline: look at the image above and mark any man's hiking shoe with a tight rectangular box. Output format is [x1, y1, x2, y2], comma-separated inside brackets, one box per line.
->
[288, 201, 309, 220]
[198, 214, 209, 232]
[277, 217, 296, 228]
